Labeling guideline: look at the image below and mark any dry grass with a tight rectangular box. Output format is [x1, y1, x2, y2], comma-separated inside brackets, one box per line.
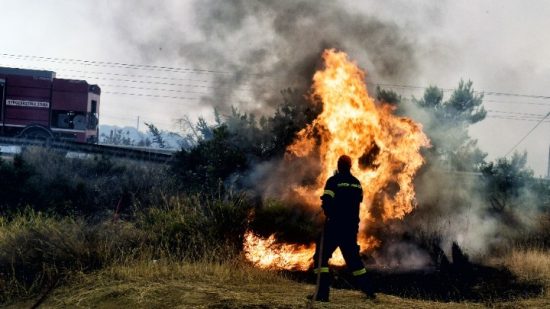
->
[494, 247, 550, 297]
[2, 210, 549, 308]
[8, 257, 550, 309]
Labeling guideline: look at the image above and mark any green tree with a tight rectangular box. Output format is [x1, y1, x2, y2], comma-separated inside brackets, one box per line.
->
[481, 152, 534, 212]
[375, 86, 406, 115]
[414, 80, 487, 171]
[145, 122, 166, 148]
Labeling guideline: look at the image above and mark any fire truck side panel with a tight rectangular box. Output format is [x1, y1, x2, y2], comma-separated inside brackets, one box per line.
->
[6, 85, 50, 98]
[5, 109, 49, 126]
[4, 74, 51, 88]
[52, 79, 88, 92]
[2, 75, 51, 127]
[51, 91, 87, 111]
[52, 80, 88, 111]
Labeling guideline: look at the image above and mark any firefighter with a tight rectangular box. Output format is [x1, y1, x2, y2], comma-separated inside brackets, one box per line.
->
[309, 155, 375, 302]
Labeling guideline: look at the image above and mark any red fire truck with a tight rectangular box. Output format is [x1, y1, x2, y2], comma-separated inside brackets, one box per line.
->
[0, 67, 100, 143]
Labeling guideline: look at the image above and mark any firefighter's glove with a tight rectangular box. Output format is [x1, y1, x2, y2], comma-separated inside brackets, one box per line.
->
[321, 197, 335, 218]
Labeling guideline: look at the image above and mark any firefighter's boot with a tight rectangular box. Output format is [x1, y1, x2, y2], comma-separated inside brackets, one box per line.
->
[307, 273, 331, 302]
[355, 273, 376, 300]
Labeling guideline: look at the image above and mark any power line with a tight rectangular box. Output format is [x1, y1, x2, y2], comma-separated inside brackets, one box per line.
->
[483, 91, 550, 100]
[0, 60, 258, 89]
[374, 83, 550, 101]
[374, 83, 453, 92]
[100, 116, 174, 128]
[102, 90, 255, 105]
[103, 84, 213, 96]
[46, 71, 550, 104]
[61, 74, 249, 91]
[59, 68, 212, 84]
[0, 62, 258, 94]
[483, 99, 550, 106]
[55, 68, 257, 90]
[103, 91, 202, 101]
[504, 111, 550, 157]
[0, 62, 270, 91]
[0, 52, 232, 75]
[487, 110, 549, 117]
[3, 51, 550, 101]
[487, 116, 550, 122]
[3, 53, 550, 122]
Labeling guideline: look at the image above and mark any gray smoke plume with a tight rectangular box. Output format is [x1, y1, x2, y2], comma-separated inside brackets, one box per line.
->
[395, 97, 548, 264]
[405, 160, 544, 262]
[110, 0, 421, 114]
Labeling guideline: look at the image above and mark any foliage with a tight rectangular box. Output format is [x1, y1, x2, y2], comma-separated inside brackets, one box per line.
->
[136, 194, 253, 259]
[413, 80, 487, 171]
[171, 88, 321, 193]
[173, 125, 248, 193]
[0, 209, 146, 303]
[0, 148, 175, 216]
[145, 122, 166, 148]
[376, 86, 407, 116]
[248, 199, 320, 244]
[481, 152, 537, 212]
[100, 129, 134, 145]
[0, 155, 37, 211]
[376, 86, 402, 105]
[0, 194, 254, 303]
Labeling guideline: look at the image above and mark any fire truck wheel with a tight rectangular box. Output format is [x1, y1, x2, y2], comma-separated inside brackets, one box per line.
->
[20, 127, 54, 141]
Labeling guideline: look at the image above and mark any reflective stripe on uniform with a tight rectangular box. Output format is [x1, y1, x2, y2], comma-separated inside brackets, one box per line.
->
[337, 183, 362, 189]
[323, 190, 335, 198]
[314, 267, 330, 274]
[352, 268, 367, 276]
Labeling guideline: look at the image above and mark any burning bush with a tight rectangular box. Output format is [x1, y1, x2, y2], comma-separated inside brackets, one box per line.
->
[242, 49, 430, 270]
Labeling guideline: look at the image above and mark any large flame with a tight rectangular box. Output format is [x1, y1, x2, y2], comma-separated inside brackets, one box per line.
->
[244, 49, 430, 270]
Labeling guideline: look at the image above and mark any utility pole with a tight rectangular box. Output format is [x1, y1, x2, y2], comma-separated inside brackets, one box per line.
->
[137, 116, 140, 132]
[547, 144, 550, 179]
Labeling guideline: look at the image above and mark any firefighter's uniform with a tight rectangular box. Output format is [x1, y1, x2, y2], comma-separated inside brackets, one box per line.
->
[312, 169, 374, 301]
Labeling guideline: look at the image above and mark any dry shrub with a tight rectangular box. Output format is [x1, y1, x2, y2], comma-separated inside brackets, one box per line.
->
[16, 147, 176, 216]
[0, 210, 90, 302]
[0, 209, 145, 303]
[502, 248, 550, 285]
[0, 193, 255, 304]
[136, 194, 253, 260]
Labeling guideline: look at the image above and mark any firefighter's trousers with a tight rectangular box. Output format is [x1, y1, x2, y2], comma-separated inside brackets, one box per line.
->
[312, 221, 371, 300]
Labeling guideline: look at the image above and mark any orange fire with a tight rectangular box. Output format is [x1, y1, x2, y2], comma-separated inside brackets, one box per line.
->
[244, 49, 430, 271]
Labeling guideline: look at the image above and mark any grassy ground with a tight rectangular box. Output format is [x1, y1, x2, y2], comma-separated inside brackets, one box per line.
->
[6, 251, 550, 309]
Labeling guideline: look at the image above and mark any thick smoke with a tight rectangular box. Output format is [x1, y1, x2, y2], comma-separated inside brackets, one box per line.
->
[111, 0, 420, 114]
[404, 161, 544, 263]
[395, 99, 547, 263]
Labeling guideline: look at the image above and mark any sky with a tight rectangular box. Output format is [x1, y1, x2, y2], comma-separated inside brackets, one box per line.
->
[0, 0, 549, 176]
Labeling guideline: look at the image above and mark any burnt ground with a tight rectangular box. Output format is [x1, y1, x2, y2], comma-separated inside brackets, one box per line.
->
[283, 262, 544, 304]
